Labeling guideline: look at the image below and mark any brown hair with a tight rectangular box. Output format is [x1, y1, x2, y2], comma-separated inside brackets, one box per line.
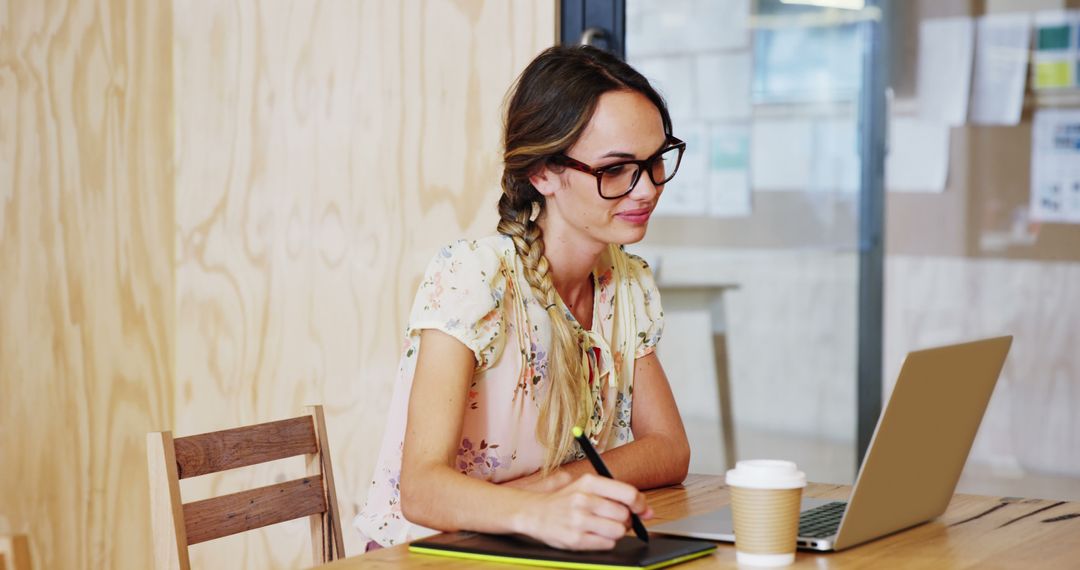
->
[496, 45, 671, 473]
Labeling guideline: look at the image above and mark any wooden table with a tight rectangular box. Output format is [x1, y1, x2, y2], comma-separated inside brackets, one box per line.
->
[320, 474, 1080, 568]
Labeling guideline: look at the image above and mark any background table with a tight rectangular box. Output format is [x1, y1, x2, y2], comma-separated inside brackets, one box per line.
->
[322, 473, 1080, 568]
[656, 283, 739, 471]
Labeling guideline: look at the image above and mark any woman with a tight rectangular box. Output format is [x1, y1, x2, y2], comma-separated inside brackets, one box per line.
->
[355, 45, 690, 552]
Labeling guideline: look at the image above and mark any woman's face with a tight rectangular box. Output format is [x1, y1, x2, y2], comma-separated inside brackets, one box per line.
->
[534, 89, 669, 248]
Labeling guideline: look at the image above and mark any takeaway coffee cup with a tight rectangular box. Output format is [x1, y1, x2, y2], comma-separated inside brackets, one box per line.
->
[726, 460, 807, 567]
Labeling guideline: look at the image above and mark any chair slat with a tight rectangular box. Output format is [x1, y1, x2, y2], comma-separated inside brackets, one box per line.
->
[182, 475, 327, 545]
[173, 416, 317, 479]
[0, 534, 32, 570]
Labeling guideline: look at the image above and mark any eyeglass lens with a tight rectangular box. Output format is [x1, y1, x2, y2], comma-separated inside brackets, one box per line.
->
[599, 146, 683, 198]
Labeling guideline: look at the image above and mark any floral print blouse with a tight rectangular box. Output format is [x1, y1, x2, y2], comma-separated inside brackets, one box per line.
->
[354, 234, 664, 547]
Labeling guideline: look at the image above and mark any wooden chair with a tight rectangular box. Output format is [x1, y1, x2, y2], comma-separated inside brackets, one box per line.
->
[147, 405, 344, 569]
[0, 534, 31, 570]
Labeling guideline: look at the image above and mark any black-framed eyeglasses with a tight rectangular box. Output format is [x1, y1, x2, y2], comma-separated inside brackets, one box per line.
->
[549, 136, 686, 200]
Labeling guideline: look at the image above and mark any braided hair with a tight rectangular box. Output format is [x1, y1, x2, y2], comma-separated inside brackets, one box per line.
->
[496, 45, 671, 473]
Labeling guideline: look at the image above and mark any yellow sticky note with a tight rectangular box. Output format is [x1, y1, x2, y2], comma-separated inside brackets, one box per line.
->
[1035, 60, 1073, 89]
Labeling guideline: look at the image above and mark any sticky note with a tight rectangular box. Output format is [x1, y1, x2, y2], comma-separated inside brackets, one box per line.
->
[1035, 60, 1073, 88]
[1037, 24, 1071, 50]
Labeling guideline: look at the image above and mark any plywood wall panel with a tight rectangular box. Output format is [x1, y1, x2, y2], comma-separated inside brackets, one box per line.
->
[172, 1, 555, 566]
[0, 1, 174, 569]
[3, 0, 553, 568]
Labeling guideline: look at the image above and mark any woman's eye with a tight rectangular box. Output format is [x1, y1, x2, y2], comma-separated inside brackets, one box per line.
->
[604, 165, 627, 175]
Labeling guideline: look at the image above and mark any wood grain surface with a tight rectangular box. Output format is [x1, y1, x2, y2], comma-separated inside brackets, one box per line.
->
[173, 417, 318, 480]
[1, 0, 555, 568]
[170, 1, 555, 567]
[0, 0, 176, 568]
[182, 475, 327, 546]
[328, 474, 1080, 569]
[0, 535, 32, 570]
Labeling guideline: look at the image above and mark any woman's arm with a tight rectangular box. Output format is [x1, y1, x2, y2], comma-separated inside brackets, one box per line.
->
[503, 351, 690, 491]
[601, 351, 691, 486]
[399, 329, 653, 550]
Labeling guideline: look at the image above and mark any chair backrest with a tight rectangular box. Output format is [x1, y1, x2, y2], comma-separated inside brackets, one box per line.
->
[0, 534, 32, 570]
[147, 405, 344, 570]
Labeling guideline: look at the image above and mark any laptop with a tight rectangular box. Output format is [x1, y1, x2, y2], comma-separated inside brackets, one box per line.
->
[651, 335, 1013, 552]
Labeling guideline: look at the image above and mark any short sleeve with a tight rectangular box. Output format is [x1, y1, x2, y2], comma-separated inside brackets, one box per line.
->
[624, 252, 664, 358]
[407, 240, 508, 371]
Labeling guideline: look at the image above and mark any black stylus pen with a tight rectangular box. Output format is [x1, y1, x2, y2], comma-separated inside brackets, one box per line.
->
[572, 426, 650, 543]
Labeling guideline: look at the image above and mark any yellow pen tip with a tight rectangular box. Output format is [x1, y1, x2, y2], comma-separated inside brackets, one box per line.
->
[572, 426, 583, 438]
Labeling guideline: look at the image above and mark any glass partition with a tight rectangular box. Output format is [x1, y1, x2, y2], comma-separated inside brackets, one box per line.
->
[624, 0, 883, 484]
[577, 0, 1080, 501]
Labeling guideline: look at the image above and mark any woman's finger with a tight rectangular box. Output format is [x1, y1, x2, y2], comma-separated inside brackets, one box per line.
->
[574, 473, 650, 515]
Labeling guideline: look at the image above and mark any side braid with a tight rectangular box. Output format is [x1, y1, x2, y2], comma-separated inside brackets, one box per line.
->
[497, 189, 588, 473]
[494, 46, 673, 470]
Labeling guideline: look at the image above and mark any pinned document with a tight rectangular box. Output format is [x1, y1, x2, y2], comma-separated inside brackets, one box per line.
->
[654, 125, 708, 216]
[969, 13, 1031, 126]
[810, 118, 859, 194]
[918, 17, 975, 126]
[1030, 109, 1080, 224]
[626, 0, 750, 58]
[751, 119, 813, 191]
[633, 56, 696, 121]
[886, 118, 950, 193]
[1033, 11, 1079, 89]
[696, 53, 752, 121]
[707, 125, 751, 217]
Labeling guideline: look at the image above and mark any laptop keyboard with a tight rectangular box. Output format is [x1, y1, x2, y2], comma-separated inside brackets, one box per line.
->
[798, 501, 847, 538]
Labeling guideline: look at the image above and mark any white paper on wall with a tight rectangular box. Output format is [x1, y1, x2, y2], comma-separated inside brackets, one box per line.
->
[751, 119, 813, 191]
[633, 56, 696, 121]
[626, 0, 750, 58]
[686, 0, 750, 52]
[969, 12, 1032, 126]
[1030, 109, 1080, 224]
[655, 124, 708, 216]
[707, 124, 751, 217]
[886, 117, 950, 192]
[695, 53, 752, 121]
[917, 17, 976, 126]
[810, 118, 859, 194]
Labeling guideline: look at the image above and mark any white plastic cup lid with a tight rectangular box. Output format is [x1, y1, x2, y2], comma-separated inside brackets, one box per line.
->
[726, 459, 807, 490]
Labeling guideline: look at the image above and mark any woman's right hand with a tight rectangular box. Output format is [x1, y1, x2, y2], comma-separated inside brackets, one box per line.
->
[512, 473, 653, 551]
